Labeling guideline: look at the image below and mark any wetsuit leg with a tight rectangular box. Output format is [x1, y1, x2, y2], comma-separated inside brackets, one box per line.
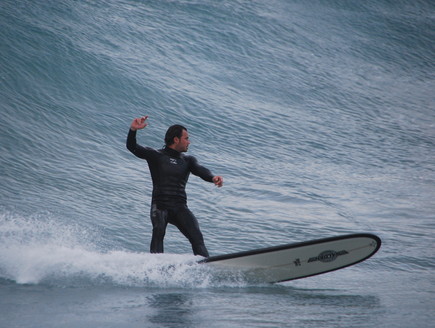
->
[150, 203, 168, 253]
[170, 206, 209, 257]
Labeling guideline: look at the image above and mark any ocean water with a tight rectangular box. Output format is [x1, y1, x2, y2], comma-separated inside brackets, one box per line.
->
[1, 0, 434, 327]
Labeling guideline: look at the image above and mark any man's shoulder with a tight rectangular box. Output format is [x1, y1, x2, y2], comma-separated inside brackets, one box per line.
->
[137, 146, 162, 159]
[181, 153, 197, 161]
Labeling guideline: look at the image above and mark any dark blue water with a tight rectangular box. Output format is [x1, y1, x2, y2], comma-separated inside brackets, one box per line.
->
[1, 0, 434, 327]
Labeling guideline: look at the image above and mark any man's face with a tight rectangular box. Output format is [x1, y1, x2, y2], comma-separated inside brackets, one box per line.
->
[174, 129, 190, 152]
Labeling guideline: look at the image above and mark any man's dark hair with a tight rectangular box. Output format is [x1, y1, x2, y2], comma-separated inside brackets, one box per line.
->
[165, 124, 187, 146]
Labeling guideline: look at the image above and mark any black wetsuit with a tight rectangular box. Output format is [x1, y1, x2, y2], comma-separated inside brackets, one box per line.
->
[126, 129, 213, 257]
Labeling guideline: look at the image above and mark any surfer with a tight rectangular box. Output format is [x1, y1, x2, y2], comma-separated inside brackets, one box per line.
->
[126, 116, 223, 257]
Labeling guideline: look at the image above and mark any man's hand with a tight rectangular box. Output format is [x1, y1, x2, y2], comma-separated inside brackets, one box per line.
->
[130, 116, 148, 131]
[213, 176, 224, 187]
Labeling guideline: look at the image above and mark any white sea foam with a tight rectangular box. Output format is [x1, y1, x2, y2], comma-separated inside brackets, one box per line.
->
[0, 212, 246, 288]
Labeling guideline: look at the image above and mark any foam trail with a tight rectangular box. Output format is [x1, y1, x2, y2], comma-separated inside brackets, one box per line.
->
[0, 212, 247, 288]
[1, 244, 202, 287]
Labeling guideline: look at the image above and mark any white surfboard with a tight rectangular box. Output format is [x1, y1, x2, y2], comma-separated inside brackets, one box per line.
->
[200, 234, 381, 283]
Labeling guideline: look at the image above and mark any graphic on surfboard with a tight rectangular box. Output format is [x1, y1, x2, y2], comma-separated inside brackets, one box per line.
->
[199, 234, 381, 283]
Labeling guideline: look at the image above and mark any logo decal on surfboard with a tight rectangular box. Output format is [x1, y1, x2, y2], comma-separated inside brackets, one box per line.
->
[308, 250, 348, 263]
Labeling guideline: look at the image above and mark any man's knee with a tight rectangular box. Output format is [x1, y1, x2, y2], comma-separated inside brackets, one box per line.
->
[151, 205, 168, 231]
[152, 225, 166, 238]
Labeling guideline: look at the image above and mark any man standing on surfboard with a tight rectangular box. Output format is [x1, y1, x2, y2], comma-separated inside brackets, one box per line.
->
[126, 116, 223, 257]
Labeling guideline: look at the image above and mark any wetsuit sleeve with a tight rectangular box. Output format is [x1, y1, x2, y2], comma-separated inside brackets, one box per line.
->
[126, 129, 156, 159]
[189, 156, 214, 182]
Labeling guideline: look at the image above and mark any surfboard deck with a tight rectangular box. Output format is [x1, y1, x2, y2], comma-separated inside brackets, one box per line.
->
[199, 233, 381, 283]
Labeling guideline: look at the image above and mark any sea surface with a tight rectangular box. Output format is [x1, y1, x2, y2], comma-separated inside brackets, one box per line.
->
[1, 0, 434, 327]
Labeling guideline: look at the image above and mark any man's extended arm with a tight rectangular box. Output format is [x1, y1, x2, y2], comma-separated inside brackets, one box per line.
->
[190, 156, 224, 187]
[126, 116, 155, 159]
